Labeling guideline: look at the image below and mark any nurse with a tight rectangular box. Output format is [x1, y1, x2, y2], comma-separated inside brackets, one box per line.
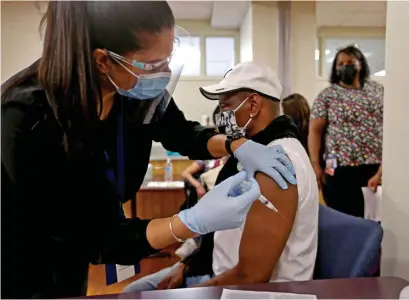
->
[1, 2, 296, 298]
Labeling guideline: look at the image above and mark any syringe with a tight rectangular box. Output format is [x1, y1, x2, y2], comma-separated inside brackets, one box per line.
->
[229, 180, 285, 218]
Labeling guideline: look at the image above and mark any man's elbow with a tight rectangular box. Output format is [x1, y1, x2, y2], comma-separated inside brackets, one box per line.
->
[309, 125, 322, 137]
[181, 170, 189, 179]
[233, 266, 271, 284]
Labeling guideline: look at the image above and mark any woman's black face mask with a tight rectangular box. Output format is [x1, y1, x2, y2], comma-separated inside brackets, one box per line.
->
[337, 64, 358, 85]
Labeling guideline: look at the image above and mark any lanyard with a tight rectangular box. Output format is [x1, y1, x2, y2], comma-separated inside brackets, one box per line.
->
[105, 100, 141, 287]
[116, 99, 125, 203]
[104, 100, 126, 219]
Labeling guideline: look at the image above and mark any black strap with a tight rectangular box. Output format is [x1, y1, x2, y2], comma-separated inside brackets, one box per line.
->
[225, 138, 234, 156]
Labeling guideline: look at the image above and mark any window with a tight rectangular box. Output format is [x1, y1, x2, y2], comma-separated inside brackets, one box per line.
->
[323, 38, 385, 77]
[178, 36, 201, 76]
[205, 37, 235, 77]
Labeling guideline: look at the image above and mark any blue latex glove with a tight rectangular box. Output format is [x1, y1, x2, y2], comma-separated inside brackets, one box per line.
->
[178, 171, 260, 235]
[234, 140, 296, 189]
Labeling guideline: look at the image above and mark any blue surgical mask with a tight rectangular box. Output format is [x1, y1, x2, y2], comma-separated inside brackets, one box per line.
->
[107, 54, 171, 100]
[113, 72, 171, 100]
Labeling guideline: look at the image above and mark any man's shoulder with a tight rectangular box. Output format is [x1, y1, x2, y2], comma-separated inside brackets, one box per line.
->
[267, 137, 307, 157]
[268, 137, 314, 175]
[267, 137, 318, 203]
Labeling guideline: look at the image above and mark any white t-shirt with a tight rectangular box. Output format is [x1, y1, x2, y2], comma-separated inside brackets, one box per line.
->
[212, 138, 319, 282]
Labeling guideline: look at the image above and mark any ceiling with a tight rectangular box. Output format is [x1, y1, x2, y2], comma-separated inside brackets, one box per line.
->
[169, 1, 249, 29]
[316, 1, 386, 27]
[169, 1, 387, 29]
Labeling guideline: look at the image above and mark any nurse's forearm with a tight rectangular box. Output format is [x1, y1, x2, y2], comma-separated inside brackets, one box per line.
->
[207, 135, 247, 158]
[146, 216, 198, 250]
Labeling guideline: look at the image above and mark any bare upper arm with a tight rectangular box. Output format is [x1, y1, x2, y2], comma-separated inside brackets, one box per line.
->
[235, 171, 298, 282]
[309, 118, 327, 134]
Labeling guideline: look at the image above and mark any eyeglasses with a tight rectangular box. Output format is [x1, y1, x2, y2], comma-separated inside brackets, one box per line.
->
[107, 37, 180, 71]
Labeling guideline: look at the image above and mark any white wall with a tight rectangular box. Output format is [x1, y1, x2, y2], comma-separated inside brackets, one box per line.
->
[237, 2, 279, 70]
[250, 2, 279, 70]
[172, 79, 220, 122]
[0, 3, 232, 123]
[290, 1, 317, 104]
[174, 20, 239, 121]
[380, 0, 409, 280]
[240, 7, 253, 63]
[1, 2, 43, 81]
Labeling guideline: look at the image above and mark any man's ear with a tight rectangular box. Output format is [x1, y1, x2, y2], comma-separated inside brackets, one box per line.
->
[248, 93, 262, 117]
[93, 49, 110, 74]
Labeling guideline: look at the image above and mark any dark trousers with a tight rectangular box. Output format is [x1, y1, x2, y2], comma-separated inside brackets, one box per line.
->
[322, 164, 380, 218]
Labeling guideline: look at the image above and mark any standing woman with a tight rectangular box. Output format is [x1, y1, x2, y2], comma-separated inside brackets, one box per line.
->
[308, 45, 383, 217]
[1, 2, 296, 298]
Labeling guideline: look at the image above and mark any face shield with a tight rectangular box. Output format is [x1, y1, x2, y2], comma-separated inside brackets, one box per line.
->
[116, 26, 199, 124]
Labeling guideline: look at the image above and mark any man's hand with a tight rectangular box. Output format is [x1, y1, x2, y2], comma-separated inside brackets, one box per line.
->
[196, 186, 206, 199]
[368, 172, 381, 192]
[157, 263, 186, 290]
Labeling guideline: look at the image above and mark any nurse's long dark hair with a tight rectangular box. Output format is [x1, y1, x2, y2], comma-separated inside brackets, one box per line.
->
[1, 1, 174, 156]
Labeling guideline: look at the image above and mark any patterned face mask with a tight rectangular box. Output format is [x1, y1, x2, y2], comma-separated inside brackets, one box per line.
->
[215, 97, 252, 139]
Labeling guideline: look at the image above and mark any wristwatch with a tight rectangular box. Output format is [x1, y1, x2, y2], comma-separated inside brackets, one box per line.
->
[225, 137, 234, 156]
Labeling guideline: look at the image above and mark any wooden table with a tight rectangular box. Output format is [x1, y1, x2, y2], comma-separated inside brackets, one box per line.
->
[124, 175, 185, 220]
[83, 277, 408, 299]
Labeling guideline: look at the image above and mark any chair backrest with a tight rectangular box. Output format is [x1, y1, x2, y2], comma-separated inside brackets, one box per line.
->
[314, 205, 383, 279]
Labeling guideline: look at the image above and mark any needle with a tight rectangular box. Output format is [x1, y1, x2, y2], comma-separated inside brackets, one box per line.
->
[259, 195, 285, 219]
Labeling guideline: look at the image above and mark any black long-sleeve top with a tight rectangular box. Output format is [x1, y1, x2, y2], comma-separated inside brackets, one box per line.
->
[1, 73, 217, 298]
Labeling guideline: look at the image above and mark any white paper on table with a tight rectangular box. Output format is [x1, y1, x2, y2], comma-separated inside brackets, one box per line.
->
[105, 264, 139, 285]
[362, 186, 382, 222]
[116, 265, 136, 282]
[221, 289, 317, 300]
[146, 181, 184, 188]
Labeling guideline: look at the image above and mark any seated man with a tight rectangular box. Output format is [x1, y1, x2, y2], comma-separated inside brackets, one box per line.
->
[123, 62, 319, 293]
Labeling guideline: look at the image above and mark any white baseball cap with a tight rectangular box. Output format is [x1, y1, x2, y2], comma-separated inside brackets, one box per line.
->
[199, 62, 282, 101]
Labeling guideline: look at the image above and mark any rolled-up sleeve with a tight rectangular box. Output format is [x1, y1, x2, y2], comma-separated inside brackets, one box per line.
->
[151, 99, 219, 160]
[311, 89, 330, 120]
[93, 218, 158, 265]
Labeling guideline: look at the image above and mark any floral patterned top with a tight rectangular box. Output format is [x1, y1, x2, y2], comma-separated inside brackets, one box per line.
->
[311, 80, 384, 167]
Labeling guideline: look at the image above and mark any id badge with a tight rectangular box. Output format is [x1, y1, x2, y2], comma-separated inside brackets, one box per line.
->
[105, 264, 140, 285]
[324, 154, 338, 176]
